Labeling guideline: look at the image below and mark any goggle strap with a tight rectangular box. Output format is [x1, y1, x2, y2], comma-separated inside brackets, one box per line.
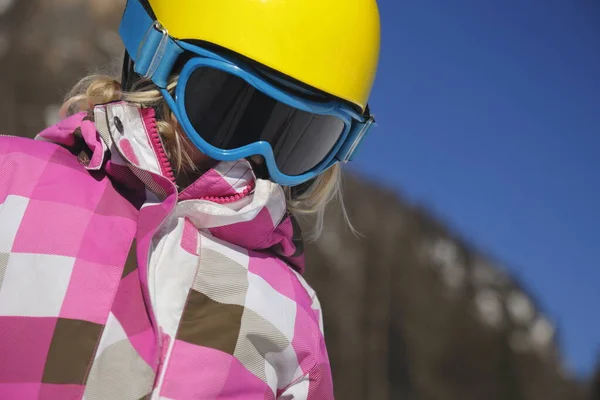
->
[336, 118, 375, 163]
[120, 0, 183, 88]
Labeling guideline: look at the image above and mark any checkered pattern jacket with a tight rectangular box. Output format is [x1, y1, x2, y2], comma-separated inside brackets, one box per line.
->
[0, 102, 333, 399]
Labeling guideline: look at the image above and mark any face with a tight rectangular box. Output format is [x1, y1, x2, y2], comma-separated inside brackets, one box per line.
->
[174, 117, 218, 172]
[187, 141, 217, 170]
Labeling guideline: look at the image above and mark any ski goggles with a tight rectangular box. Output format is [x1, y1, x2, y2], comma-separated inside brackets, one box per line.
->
[120, 0, 375, 186]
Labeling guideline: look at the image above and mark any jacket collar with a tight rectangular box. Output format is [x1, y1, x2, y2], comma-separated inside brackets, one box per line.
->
[37, 102, 305, 273]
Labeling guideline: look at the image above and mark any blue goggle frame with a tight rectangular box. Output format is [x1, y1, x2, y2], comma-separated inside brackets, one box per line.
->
[120, 0, 375, 186]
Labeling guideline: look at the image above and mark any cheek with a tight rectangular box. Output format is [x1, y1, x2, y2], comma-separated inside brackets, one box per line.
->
[184, 139, 215, 167]
[190, 149, 214, 164]
[175, 119, 215, 165]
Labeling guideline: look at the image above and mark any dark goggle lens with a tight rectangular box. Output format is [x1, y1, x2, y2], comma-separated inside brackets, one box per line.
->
[183, 67, 346, 176]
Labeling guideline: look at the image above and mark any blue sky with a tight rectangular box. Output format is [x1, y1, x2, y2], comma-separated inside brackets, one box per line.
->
[352, 0, 600, 377]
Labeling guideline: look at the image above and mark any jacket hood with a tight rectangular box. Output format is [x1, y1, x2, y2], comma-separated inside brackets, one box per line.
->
[37, 103, 305, 273]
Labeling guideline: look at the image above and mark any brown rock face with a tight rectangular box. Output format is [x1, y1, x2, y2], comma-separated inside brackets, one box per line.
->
[304, 176, 587, 399]
[0, 0, 124, 136]
[0, 1, 589, 399]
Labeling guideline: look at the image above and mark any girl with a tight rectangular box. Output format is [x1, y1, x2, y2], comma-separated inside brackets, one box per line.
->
[0, 0, 380, 398]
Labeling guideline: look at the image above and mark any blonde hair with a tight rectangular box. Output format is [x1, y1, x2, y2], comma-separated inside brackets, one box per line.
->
[61, 74, 350, 239]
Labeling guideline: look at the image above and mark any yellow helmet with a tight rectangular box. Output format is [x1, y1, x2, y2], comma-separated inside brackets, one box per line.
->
[145, 0, 381, 111]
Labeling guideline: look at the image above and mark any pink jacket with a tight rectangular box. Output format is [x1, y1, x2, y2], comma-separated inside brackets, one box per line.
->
[0, 102, 333, 399]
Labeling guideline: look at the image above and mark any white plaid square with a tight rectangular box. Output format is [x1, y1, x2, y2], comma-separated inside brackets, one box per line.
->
[291, 269, 325, 335]
[214, 161, 254, 191]
[151, 220, 203, 337]
[0, 195, 30, 253]
[84, 312, 155, 400]
[245, 272, 297, 341]
[279, 375, 310, 400]
[0, 252, 75, 317]
[201, 234, 250, 269]
[265, 345, 304, 391]
[263, 183, 287, 226]
[0, 253, 8, 289]
[94, 312, 128, 357]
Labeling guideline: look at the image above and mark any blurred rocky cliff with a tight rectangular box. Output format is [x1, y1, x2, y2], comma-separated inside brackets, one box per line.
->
[0, 1, 591, 399]
[307, 176, 590, 400]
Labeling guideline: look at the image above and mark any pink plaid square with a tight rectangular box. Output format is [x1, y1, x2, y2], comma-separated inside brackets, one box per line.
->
[0, 317, 57, 382]
[12, 199, 93, 256]
[160, 341, 231, 399]
[76, 212, 137, 266]
[161, 340, 271, 399]
[111, 272, 152, 337]
[291, 273, 317, 316]
[0, 142, 50, 199]
[218, 351, 275, 399]
[209, 207, 278, 250]
[292, 307, 326, 374]
[38, 384, 83, 400]
[180, 219, 199, 255]
[60, 259, 123, 324]
[29, 155, 106, 212]
[93, 184, 140, 221]
[129, 328, 156, 368]
[0, 383, 41, 399]
[248, 255, 296, 300]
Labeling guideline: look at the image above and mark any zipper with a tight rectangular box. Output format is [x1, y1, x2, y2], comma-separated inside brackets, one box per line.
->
[144, 111, 176, 184]
[137, 108, 180, 390]
[198, 182, 255, 204]
[145, 209, 177, 396]
[151, 329, 177, 398]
